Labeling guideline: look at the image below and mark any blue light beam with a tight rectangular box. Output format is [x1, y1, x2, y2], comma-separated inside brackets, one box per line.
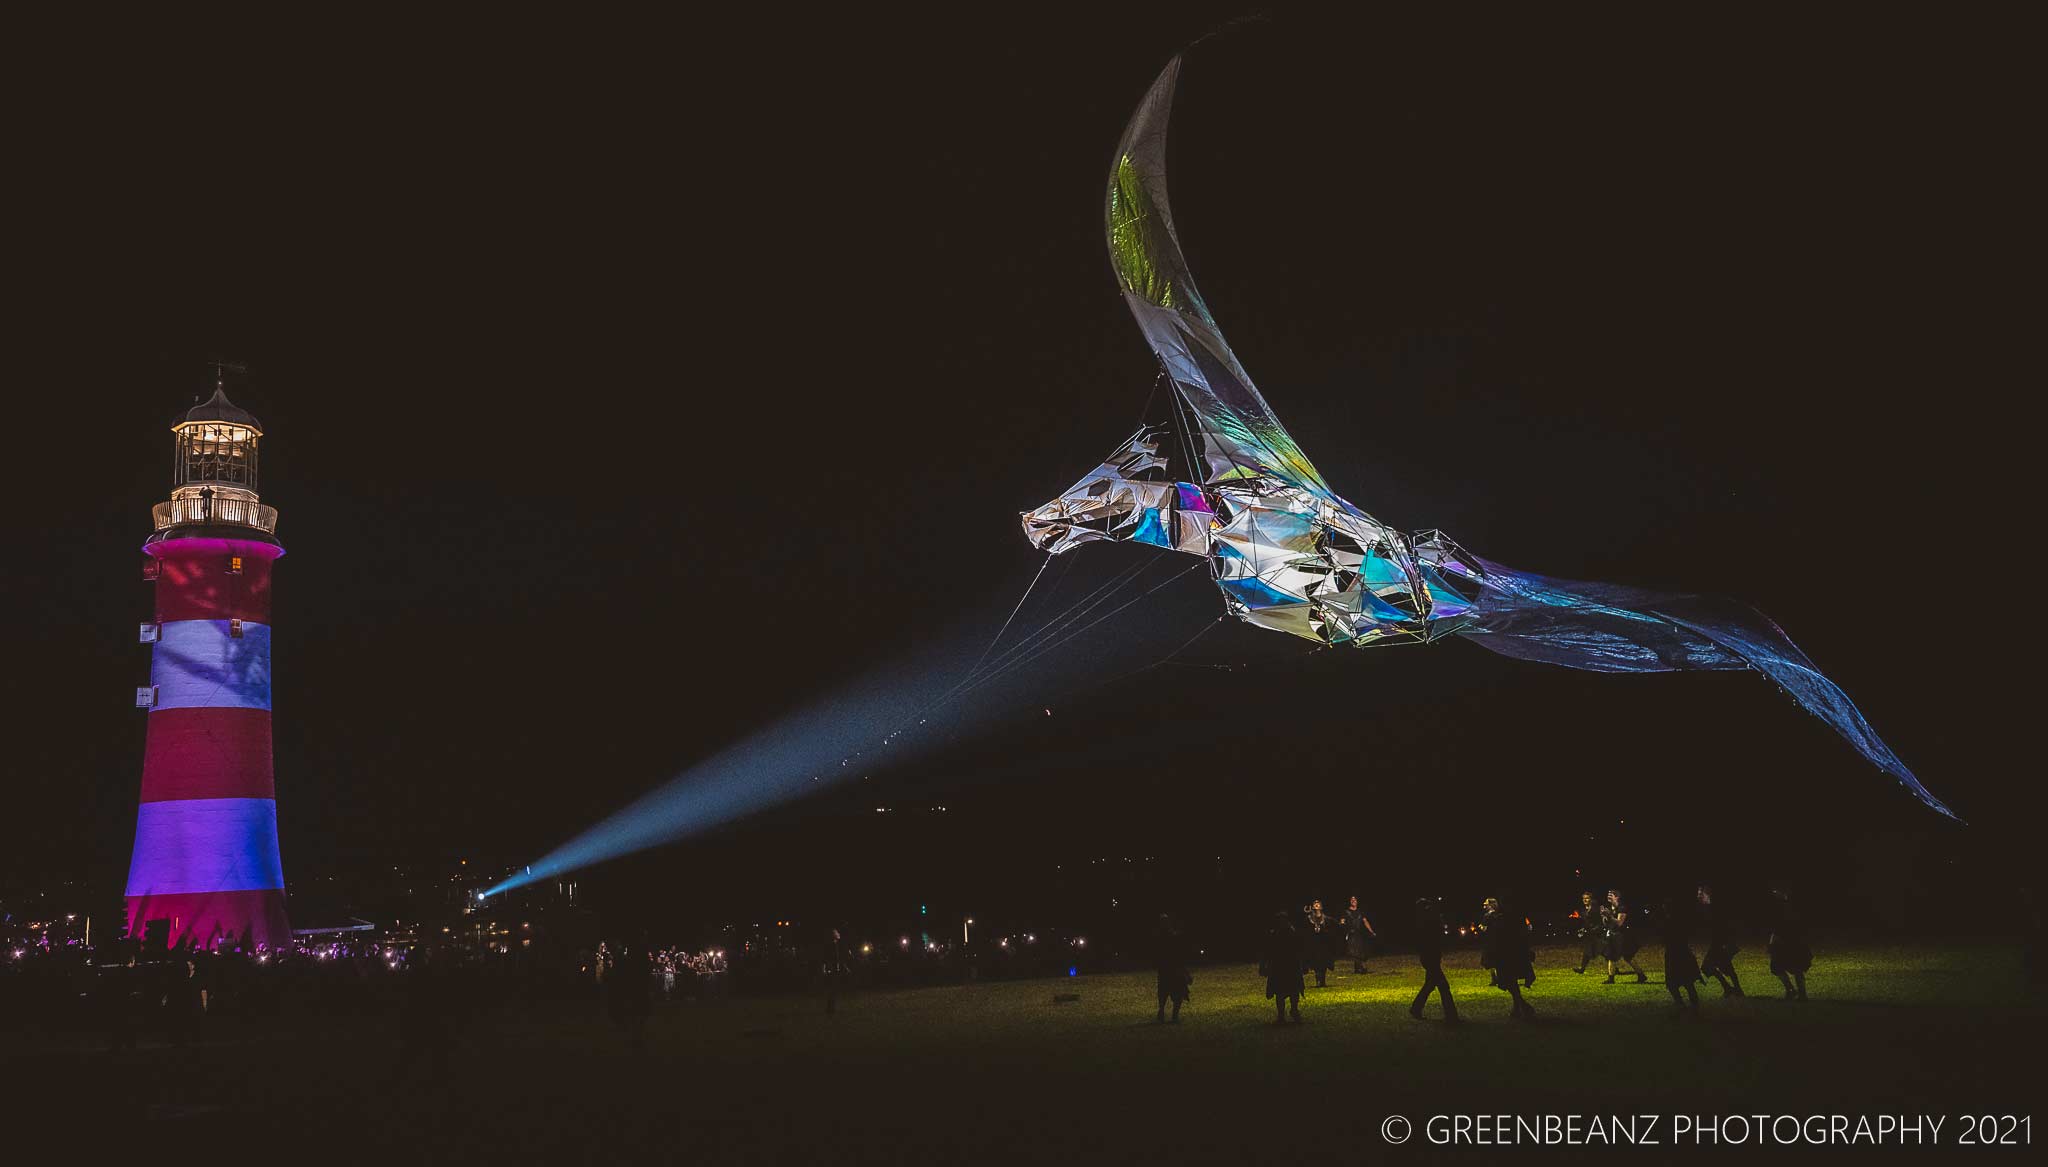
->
[484, 549, 1205, 898]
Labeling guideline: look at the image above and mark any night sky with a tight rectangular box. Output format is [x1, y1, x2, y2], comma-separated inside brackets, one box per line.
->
[11, 10, 2028, 926]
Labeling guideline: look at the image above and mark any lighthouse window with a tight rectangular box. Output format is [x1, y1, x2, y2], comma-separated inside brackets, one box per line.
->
[228, 556, 244, 575]
[176, 422, 257, 488]
[230, 619, 244, 639]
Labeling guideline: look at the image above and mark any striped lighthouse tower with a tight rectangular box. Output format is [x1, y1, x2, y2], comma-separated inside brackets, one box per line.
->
[126, 379, 290, 951]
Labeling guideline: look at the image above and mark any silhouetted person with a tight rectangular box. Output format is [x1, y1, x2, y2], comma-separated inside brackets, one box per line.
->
[1341, 896, 1376, 974]
[1696, 884, 1743, 997]
[1480, 897, 1536, 1019]
[1302, 900, 1333, 987]
[820, 928, 847, 1015]
[606, 940, 653, 1049]
[1408, 898, 1457, 1023]
[165, 956, 208, 1047]
[1572, 892, 1601, 974]
[103, 953, 144, 1053]
[1262, 912, 1304, 1024]
[1657, 897, 1703, 1017]
[1768, 887, 1811, 1002]
[1151, 914, 1191, 1023]
[1600, 889, 1647, 983]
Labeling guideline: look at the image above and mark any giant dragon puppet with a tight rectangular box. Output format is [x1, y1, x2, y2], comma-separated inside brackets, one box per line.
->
[1021, 57, 1952, 818]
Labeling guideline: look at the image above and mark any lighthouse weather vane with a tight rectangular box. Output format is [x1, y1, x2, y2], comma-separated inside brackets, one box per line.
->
[205, 358, 248, 399]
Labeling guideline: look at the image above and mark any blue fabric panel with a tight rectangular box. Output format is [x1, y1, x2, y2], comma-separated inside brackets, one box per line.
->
[1458, 560, 1953, 818]
[1131, 507, 1173, 549]
[1219, 573, 1302, 611]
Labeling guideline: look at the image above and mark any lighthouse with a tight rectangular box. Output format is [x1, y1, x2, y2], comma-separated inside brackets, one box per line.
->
[126, 380, 290, 951]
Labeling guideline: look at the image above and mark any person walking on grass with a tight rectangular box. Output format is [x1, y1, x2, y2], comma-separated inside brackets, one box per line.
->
[1696, 884, 1744, 997]
[1768, 886, 1812, 1002]
[1601, 889, 1648, 984]
[1152, 914, 1191, 1024]
[1302, 900, 1334, 988]
[1341, 895, 1376, 974]
[1262, 911, 1305, 1024]
[1657, 896, 1704, 1019]
[1408, 897, 1457, 1023]
[1572, 891, 1601, 974]
[1480, 897, 1536, 1020]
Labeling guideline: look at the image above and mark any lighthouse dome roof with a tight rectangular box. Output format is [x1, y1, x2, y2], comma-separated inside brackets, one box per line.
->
[178, 387, 263, 432]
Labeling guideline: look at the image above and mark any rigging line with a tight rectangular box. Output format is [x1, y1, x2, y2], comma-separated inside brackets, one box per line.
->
[1166, 373, 1205, 487]
[929, 557, 1155, 733]
[957, 553, 1144, 688]
[1038, 614, 1226, 706]
[1157, 611, 1227, 666]
[946, 560, 1206, 705]
[1051, 612, 1230, 704]
[1163, 338, 1318, 497]
[1136, 369, 1162, 432]
[889, 555, 1157, 742]
[950, 560, 1204, 703]
[932, 559, 1164, 722]
[1038, 544, 1079, 603]
[963, 552, 1054, 681]
[948, 555, 1157, 695]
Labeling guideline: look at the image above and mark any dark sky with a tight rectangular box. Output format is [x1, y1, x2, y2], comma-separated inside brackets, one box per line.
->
[10, 10, 2029, 918]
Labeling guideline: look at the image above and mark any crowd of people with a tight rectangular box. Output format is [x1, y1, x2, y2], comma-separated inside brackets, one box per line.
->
[592, 941, 728, 1000]
[1211, 883, 1818, 1026]
[0, 878, 1976, 1054]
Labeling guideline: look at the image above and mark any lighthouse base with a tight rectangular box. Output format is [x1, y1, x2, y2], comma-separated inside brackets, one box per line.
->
[127, 888, 291, 952]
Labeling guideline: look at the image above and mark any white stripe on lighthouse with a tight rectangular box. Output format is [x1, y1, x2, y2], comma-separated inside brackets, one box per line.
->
[149, 620, 272, 711]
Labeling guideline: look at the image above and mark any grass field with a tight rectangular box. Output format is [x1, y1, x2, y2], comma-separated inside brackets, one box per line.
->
[13, 940, 2039, 1161]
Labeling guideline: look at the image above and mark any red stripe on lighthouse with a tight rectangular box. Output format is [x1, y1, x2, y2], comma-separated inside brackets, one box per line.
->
[139, 707, 275, 802]
[149, 538, 283, 623]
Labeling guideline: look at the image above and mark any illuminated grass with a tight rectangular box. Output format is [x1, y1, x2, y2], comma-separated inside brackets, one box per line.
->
[18, 941, 2038, 1159]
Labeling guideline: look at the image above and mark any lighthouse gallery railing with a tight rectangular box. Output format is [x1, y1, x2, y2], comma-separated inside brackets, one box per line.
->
[152, 496, 280, 534]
